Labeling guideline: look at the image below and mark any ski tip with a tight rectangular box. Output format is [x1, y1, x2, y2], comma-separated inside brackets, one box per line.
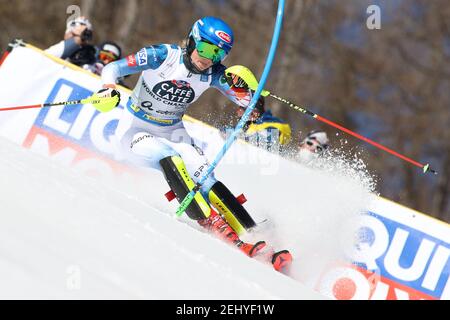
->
[272, 250, 293, 273]
[248, 241, 267, 257]
[239, 240, 267, 257]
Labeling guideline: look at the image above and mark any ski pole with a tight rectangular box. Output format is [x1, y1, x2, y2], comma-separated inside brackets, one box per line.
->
[224, 66, 437, 175]
[175, 0, 286, 217]
[0, 95, 119, 113]
[268, 94, 437, 175]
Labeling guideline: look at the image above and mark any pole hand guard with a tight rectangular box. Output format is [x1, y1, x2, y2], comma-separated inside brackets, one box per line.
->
[225, 65, 270, 97]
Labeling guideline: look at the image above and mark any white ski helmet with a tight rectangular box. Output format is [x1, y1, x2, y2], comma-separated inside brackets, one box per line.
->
[301, 130, 330, 152]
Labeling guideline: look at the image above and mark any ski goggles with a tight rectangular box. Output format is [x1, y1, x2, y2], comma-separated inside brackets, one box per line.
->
[304, 138, 328, 153]
[98, 50, 119, 64]
[195, 40, 227, 64]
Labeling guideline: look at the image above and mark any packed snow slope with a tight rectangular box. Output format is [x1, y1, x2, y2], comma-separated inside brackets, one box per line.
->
[0, 120, 376, 299]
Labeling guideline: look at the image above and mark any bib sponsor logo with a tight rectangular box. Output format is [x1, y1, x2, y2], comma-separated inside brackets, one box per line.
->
[137, 101, 179, 116]
[171, 80, 191, 89]
[153, 80, 195, 104]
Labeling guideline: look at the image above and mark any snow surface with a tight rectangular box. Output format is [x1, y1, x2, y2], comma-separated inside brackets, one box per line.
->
[0, 119, 377, 299]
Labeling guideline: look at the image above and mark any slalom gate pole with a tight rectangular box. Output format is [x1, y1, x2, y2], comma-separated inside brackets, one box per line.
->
[268, 93, 437, 175]
[175, 0, 286, 217]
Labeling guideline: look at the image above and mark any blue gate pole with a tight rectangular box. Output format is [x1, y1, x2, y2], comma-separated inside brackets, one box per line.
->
[176, 0, 286, 216]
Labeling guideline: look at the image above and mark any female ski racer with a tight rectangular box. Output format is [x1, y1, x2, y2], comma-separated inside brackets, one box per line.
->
[97, 17, 292, 271]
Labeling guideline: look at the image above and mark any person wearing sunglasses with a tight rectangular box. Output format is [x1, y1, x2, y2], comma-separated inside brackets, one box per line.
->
[97, 41, 122, 65]
[96, 16, 292, 271]
[90, 41, 128, 86]
[81, 41, 126, 81]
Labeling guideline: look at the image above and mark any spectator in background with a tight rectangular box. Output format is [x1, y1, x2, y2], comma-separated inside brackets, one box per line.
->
[235, 96, 292, 153]
[46, 18, 125, 86]
[93, 41, 127, 87]
[45, 16, 95, 64]
[84, 41, 123, 77]
[297, 130, 330, 162]
[97, 42, 122, 66]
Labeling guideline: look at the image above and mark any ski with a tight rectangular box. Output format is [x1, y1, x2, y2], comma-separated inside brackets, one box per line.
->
[249, 243, 293, 274]
[164, 190, 292, 274]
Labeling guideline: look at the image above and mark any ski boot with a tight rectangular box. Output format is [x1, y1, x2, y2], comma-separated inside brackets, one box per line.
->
[160, 156, 292, 272]
[208, 183, 293, 273]
[198, 209, 267, 258]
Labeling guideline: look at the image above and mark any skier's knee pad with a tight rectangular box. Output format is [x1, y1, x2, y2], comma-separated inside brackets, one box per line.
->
[159, 156, 211, 220]
[208, 181, 256, 235]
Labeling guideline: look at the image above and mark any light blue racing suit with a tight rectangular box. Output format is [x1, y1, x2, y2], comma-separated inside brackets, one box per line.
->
[102, 44, 251, 197]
